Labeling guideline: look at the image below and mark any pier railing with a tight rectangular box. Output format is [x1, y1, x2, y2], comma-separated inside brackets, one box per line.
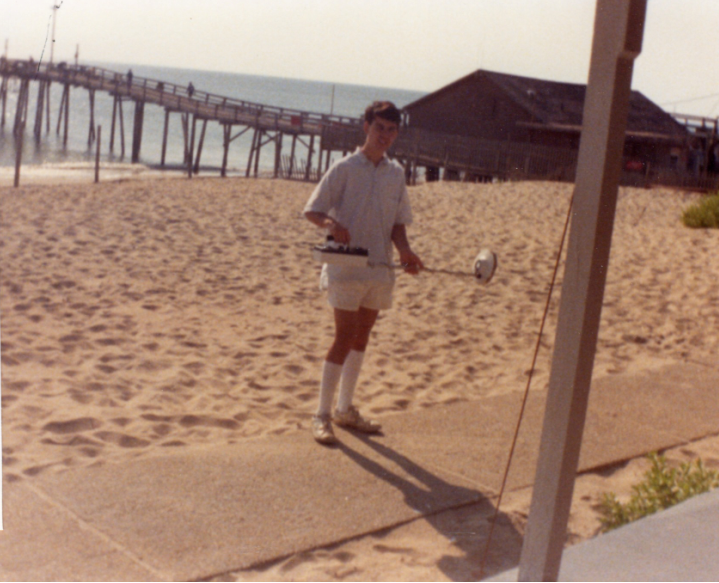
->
[0, 58, 362, 135]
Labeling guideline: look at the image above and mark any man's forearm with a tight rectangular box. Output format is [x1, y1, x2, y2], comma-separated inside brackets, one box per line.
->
[391, 223, 412, 253]
[305, 211, 335, 230]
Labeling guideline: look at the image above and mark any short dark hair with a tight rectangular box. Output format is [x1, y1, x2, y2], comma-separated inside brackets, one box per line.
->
[364, 101, 402, 126]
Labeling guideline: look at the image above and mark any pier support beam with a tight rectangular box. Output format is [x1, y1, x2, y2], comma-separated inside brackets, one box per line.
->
[161, 109, 171, 167]
[131, 100, 144, 163]
[13, 78, 30, 137]
[246, 127, 260, 178]
[55, 83, 71, 146]
[221, 124, 231, 177]
[112, 96, 126, 158]
[253, 129, 263, 178]
[221, 124, 251, 178]
[87, 89, 96, 147]
[305, 135, 315, 181]
[186, 114, 197, 178]
[110, 94, 118, 154]
[193, 119, 208, 174]
[0, 75, 8, 129]
[45, 81, 52, 134]
[33, 80, 46, 139]
[273, 131, 283, 179]
[289, 135, 298, 178]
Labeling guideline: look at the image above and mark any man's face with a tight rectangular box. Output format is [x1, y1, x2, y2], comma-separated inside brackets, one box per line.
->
[363, 116, 399, 155]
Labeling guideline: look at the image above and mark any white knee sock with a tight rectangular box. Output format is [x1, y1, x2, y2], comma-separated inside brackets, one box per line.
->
[337, 350, 365, 413]
[317, 360, 343, 417]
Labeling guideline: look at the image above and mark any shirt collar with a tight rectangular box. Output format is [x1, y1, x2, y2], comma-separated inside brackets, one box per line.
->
[355, 147, 389, 167]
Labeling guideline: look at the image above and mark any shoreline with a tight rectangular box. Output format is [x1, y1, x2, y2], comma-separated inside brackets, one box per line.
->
[0, 161, 258, 186]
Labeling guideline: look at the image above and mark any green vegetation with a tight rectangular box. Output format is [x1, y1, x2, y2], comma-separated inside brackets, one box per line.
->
[681, 193, 719, 228]
[598, 453, 719, 532]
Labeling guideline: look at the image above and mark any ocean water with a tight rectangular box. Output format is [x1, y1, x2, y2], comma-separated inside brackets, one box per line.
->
[0, 61, 425, 174]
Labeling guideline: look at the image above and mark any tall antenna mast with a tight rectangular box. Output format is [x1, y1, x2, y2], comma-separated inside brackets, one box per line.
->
[50, 4, 58, 63]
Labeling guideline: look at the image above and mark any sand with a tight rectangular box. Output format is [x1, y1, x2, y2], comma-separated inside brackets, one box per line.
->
[1, 172, 718, 580]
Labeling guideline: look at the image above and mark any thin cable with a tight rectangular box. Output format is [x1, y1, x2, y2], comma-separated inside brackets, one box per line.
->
[478, 193, 574, 579]
[660, 92, 719, 107]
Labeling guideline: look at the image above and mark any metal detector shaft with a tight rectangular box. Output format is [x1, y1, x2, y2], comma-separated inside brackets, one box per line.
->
[373, 262, 477, 278]
[420, 267, 478, 278]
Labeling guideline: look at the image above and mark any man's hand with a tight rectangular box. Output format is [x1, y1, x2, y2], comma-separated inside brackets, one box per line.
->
[305, 211, 350, 245]
[392, 224, 423, 275]
[399, 249, 424, 275]
[327, 220, 351, 245]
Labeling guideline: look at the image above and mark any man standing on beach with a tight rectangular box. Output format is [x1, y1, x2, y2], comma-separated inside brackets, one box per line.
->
[304, 101, 423, 445]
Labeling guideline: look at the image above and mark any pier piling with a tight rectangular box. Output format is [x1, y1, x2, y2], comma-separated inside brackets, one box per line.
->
[131, 100, 144, 163]
[0, 75, 7, 129]
[33, 80, 45, 139]
[161, 109, 171, 166]
[13, 78, 29, 137]
[87, 89, 96, 147]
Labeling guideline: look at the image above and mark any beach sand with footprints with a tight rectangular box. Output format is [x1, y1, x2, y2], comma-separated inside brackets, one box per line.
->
[2, 174, 718, 580]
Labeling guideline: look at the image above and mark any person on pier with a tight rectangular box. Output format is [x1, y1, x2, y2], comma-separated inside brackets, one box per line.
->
[303, 101, 423, 445]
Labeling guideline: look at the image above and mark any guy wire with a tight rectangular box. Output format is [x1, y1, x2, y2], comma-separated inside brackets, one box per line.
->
[478, 192, 574, 579]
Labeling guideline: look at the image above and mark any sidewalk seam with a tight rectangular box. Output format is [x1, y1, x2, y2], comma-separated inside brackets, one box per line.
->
[25, 480, 171, 581]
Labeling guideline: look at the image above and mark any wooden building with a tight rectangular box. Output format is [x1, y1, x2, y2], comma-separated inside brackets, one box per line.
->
[403, 69, 689, 173]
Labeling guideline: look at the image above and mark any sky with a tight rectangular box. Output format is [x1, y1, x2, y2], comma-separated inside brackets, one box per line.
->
[2, 0, 719, 117]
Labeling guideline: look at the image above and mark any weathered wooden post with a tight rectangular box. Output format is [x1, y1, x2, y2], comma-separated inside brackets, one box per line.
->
[305, 134, 315, 181]
[13, 79, 29, 137]
[87, 89, 96, 147]
[161, 109, 171, 167]
[33, 80, 46, 139]
[14, 115, 25, 188]
[110, 94, 118, 153]
[187, 114, 196, 179]
[55, 83, 71, 146]
[289, 134, 298, 178]
[246, 126, 259, 178]
[63, 84, 70, 146]
[131, 100, 144, 163]
[221, 124, 231, 178]
[0, 75, 8, 129]
[95, 125, 101, 183]
[45, 81, 52, 134]
[253, 129, 264, 178]
[517, 1, 647, 580]
[193, 119, 208, 175]
[273, 131, 283, 179]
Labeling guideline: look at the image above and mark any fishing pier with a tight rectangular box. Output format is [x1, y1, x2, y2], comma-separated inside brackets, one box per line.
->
[3, 58, 717, 190]
[0, 58, 364, 180]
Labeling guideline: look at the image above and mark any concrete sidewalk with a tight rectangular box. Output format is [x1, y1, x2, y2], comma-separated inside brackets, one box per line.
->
[489, 487, 719, 582]
[1, 361, 717, 581]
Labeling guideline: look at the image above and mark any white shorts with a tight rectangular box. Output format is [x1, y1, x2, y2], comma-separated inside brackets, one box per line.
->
[327, 279, 394, 311]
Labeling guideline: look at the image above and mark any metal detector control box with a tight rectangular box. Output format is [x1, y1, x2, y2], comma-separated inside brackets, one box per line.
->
[311, 243, 370, 268]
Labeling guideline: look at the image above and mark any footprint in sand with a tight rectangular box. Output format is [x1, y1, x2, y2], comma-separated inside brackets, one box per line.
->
[42, 417, 102, 434]
[94, 431, 151, 448]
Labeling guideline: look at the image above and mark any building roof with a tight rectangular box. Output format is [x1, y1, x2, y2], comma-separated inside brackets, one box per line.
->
[405, 69, 688, 140]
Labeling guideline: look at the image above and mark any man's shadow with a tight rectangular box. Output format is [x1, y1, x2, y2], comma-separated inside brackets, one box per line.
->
[336, 431, 523, 580]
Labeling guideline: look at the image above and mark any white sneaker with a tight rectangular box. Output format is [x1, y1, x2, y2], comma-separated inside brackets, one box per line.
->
[311, 414, 337, 445]
[333, 406, 382, 434]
